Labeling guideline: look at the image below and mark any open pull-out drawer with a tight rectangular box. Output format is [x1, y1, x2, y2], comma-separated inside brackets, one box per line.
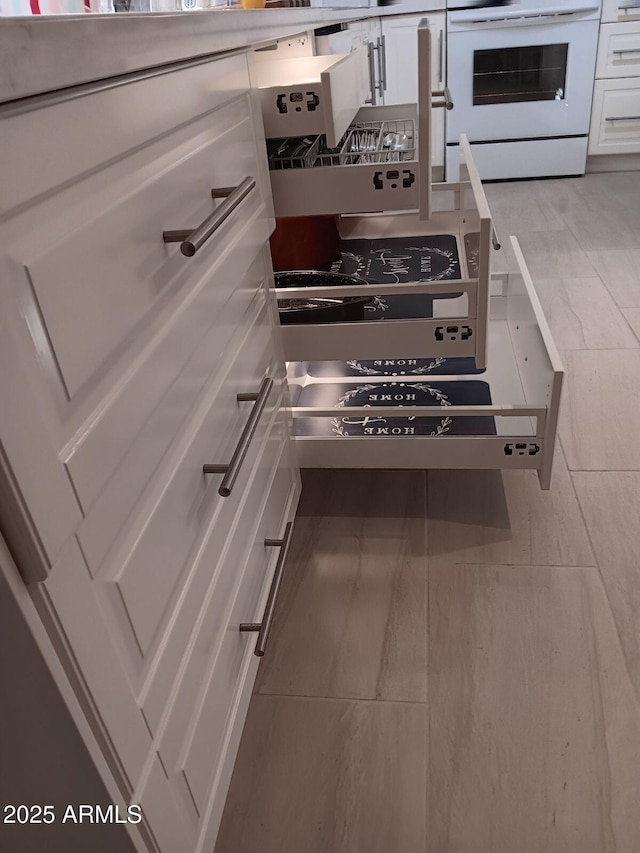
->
[266, 19, 439, 219]
[274, 137, 495, 369]
[254, 50, 370, 149]
[285, 237, 563, 490]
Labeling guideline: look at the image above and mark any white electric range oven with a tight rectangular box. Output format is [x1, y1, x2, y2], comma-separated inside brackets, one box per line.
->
[446, 0, 602, 180]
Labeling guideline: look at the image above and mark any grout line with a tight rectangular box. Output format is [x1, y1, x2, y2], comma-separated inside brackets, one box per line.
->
[254, 691, 428, 708]
[426, 558, 597, 569]
[563, 451, 640, 711]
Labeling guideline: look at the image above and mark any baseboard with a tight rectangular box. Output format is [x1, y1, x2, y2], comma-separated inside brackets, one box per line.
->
[586, 153, 640, 173]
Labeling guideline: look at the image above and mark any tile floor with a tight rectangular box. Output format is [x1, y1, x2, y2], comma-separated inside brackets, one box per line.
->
[215, 173, 640, 853]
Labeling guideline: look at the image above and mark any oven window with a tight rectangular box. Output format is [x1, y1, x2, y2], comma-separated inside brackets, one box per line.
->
[473, 44, 568, 105]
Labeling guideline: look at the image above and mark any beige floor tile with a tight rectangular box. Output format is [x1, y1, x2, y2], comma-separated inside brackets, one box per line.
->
[255, 469, 428, 702]
[559, 349, 640, 470]
[575, 170, 640, 215]
[573, 472, 640, 700]
[533, 276, 638, 350]
[490, 199, 565, 235]
[513, 230, 597, 279]
[215, 695, 427, 853]
[486, 177, 584, 217]
[427, 453, 594, 567]
[622, 307, 640, 342]
[428, 563, 640, 853]
[586, 250, 640, 309]
[560, 206, 640, 251]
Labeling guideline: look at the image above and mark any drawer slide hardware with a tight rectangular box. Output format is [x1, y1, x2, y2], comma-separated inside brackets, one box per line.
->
[162, 176, 256, 257]
[240, 521, 294, 657]
[203, 375, 273, 497]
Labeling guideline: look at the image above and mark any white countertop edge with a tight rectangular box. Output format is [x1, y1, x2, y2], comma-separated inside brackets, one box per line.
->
[0, 4, 444, 104]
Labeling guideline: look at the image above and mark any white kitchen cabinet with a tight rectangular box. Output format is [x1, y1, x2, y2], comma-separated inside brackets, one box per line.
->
[590, 10, 640, 154]
[381, 12, 446, 172]
[0, 49, 300, 853]
[0, 15, 566, 853]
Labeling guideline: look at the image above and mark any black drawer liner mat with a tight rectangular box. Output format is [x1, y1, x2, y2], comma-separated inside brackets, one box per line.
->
[293, 380, 496, 438]
[319, 235, 462, 321]
[307, 356, 485, 378]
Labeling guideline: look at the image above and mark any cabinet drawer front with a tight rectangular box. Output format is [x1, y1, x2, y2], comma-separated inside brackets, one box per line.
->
[155, 425, 297, 826]
[81, 305, 282, 659]
[596, 22, 640, 77]
[589, 78, 640, 154]
[21, 100, 263, 400]
[1, 53, 251, 214]
[255, 51, 369, 148]
[282, 315, 477, 363]
[139, 410, 297, 736]
[602, 0, 640, 23]
[65, 228, 269, 516]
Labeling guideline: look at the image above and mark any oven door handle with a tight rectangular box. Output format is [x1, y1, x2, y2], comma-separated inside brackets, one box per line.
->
[449, 7, 600, 25]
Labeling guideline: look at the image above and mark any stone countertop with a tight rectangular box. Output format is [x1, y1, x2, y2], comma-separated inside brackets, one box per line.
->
[0, 2, 444, 104]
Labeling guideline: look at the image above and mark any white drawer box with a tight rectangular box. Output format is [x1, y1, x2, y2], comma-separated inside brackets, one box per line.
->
[596, 22, 640, 77]
[589, 77, 640, 154]
[288, 237, 563, 491]
[269, 104, 425, 217]
[254, 50, 370, 148]
[602, 0, 640, 23]
[273, 136, 494, 370]
[265, 20, 436, 217]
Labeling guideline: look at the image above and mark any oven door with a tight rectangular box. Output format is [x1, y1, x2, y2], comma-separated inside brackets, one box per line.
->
[446, 13, 600, 143]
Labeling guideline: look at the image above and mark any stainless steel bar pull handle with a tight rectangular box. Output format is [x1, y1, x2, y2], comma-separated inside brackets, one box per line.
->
[375, 38, 384, 96]
[365, 41, 377, 106]
[492, 225, 501, 252]
[203, 375, 273, 497]
[163, 176, 256, 257]
[605, 114, 640, 121]
[240, 521, 294, 657]
[377, 35, 387, 94]
[613, 48, 640, 54]
[432, 86, 454, 110]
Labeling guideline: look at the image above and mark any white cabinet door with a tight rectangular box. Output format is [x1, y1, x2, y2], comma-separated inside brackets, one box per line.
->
[381, 12, 446, 169]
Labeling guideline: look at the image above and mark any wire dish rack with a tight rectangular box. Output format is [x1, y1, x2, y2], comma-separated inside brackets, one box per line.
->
[268, 118, 416, 170]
